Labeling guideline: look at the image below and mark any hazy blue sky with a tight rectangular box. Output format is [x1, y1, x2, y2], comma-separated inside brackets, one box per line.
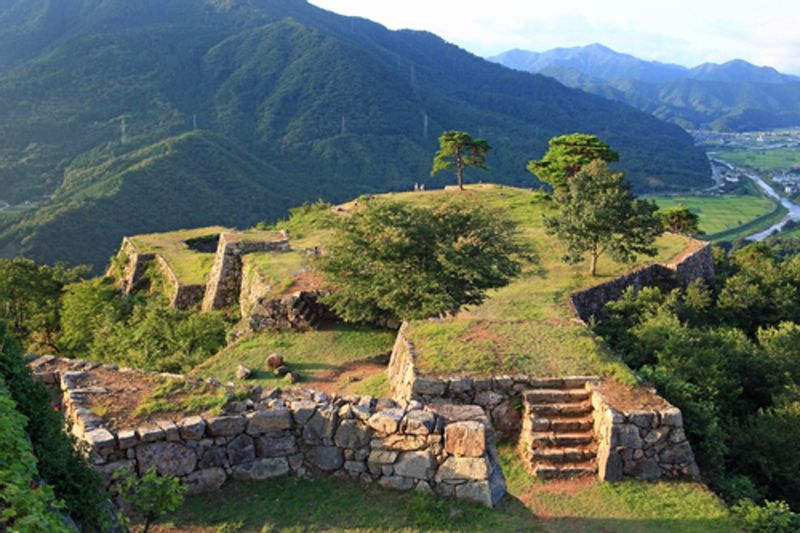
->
[310, 0, 800, 74]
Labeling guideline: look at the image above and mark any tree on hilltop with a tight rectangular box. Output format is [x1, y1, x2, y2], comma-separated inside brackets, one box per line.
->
[431, 131, 491, 191]
[528, 133, 619, 192]
[660, 206, 702, 236]
[318, 199, 527, 323]
[545, 159, 661, 276]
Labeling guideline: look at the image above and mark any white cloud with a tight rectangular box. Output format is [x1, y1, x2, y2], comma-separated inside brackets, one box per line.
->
[309, 0, 800, 73]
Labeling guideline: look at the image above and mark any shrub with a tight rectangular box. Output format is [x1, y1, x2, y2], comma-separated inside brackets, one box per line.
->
[732, 499, 800, 533]
[113, 468, 186, 533]
[319, 199, 528, 323]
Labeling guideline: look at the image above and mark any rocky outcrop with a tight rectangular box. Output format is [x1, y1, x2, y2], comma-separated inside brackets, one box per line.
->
[31, 356, 507, 508]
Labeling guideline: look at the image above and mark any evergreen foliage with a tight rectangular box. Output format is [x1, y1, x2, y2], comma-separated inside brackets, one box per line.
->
[431, 131, 491, 190]
[527, 133, 619, 192]
[659, 206, 702, 236]
[0, 258, 88, 350]
[113, 468, 186, 533]
[0, 376, 74, 531]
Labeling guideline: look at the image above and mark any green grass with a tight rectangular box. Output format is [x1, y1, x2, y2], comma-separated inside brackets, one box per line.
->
[706, 204, 789, 242]
[130, 226, 285, 286]
[192, 325, 396, 387]
[134, 378, 248, 418]
[397, 185, 690, 380]
[716, 147, 800, 170]
[647, 194, 775, 235]
[130, 226, 228, 285]
[408, 319, 636, 383]
[159, 444, 738, 532]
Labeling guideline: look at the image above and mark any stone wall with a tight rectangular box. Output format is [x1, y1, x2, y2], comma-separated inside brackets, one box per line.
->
[109, 238, 206, 310]
[201, 233, 290, 312]
[249, 291, 335, 331]
[569, 241, 715, 322]
[387, 327, 700, 482]
[31, 357, 507, 508]
[239, 260, 272, 319]
[589, 382, 699, 482]
[110, 238, 155, 295]
[152, 255, 205, 310]
[388, 326, 590, 437]
[671, 242, 716, 290]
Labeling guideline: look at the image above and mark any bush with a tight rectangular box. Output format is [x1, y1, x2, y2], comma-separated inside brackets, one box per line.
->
[0, 322, 109, 531]
[319, 199, 528, 323]
[113, 468, 185, 533]
[732, 499, 800, 533]
[0, 377, 73, 531]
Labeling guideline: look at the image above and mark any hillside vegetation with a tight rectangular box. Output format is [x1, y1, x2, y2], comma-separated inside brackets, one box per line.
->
[0, 0, 709, 269]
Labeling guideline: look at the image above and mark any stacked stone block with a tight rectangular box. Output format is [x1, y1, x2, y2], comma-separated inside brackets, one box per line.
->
[590, 383, 700, 481]
[31, 357, 507, 508]
[249, 291, 334, 331]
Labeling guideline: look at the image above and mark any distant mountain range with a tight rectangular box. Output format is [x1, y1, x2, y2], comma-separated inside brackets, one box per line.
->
[490, 44, 800, 131]
[0, 1, 709, 269]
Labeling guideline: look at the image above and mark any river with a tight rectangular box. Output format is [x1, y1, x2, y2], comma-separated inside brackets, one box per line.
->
[744, 173, 800, 241]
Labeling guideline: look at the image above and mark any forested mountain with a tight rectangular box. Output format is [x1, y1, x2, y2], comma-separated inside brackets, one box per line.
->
[490, 44, 800, 131]
[0, 0, 709, 269]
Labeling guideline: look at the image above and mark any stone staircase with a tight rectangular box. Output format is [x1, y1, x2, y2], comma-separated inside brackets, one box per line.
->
[519, 380, 597, 479]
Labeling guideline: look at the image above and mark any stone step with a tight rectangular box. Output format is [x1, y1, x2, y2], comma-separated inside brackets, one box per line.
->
[524, 389, 591, 404]
[527, 377, 599, 390]
[531, 416, 594, 432]
[530, 446, 597, 464]
[531, 431, 595, 448]
[529, 401, 593, 417]
[533, 461, 597, 479]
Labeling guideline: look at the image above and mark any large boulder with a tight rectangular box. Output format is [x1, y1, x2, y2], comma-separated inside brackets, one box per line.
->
[393, 451, 435, 480]
[183, 468, 227, 494]
[444, 421, 486, 458]
[227, 434, 256, 465]
[265, 353, 285, 370]
[207, 416, 247, 436]
[136, 442, 197, 477]
[246, 409, 293, 435]
[255, 433, 297, 458]
[231, 458, 290, 481]
[434, 457, 489, 482]
[306, 446, 344, 471]
[334, 420, 373, 449]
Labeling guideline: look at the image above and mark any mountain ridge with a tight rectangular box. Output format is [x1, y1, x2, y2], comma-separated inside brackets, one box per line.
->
[0, 0, 710, 268]
[489, 43, 800, 130]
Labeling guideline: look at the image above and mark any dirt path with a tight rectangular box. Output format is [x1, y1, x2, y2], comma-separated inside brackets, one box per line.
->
[304, 354, 389, 395]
